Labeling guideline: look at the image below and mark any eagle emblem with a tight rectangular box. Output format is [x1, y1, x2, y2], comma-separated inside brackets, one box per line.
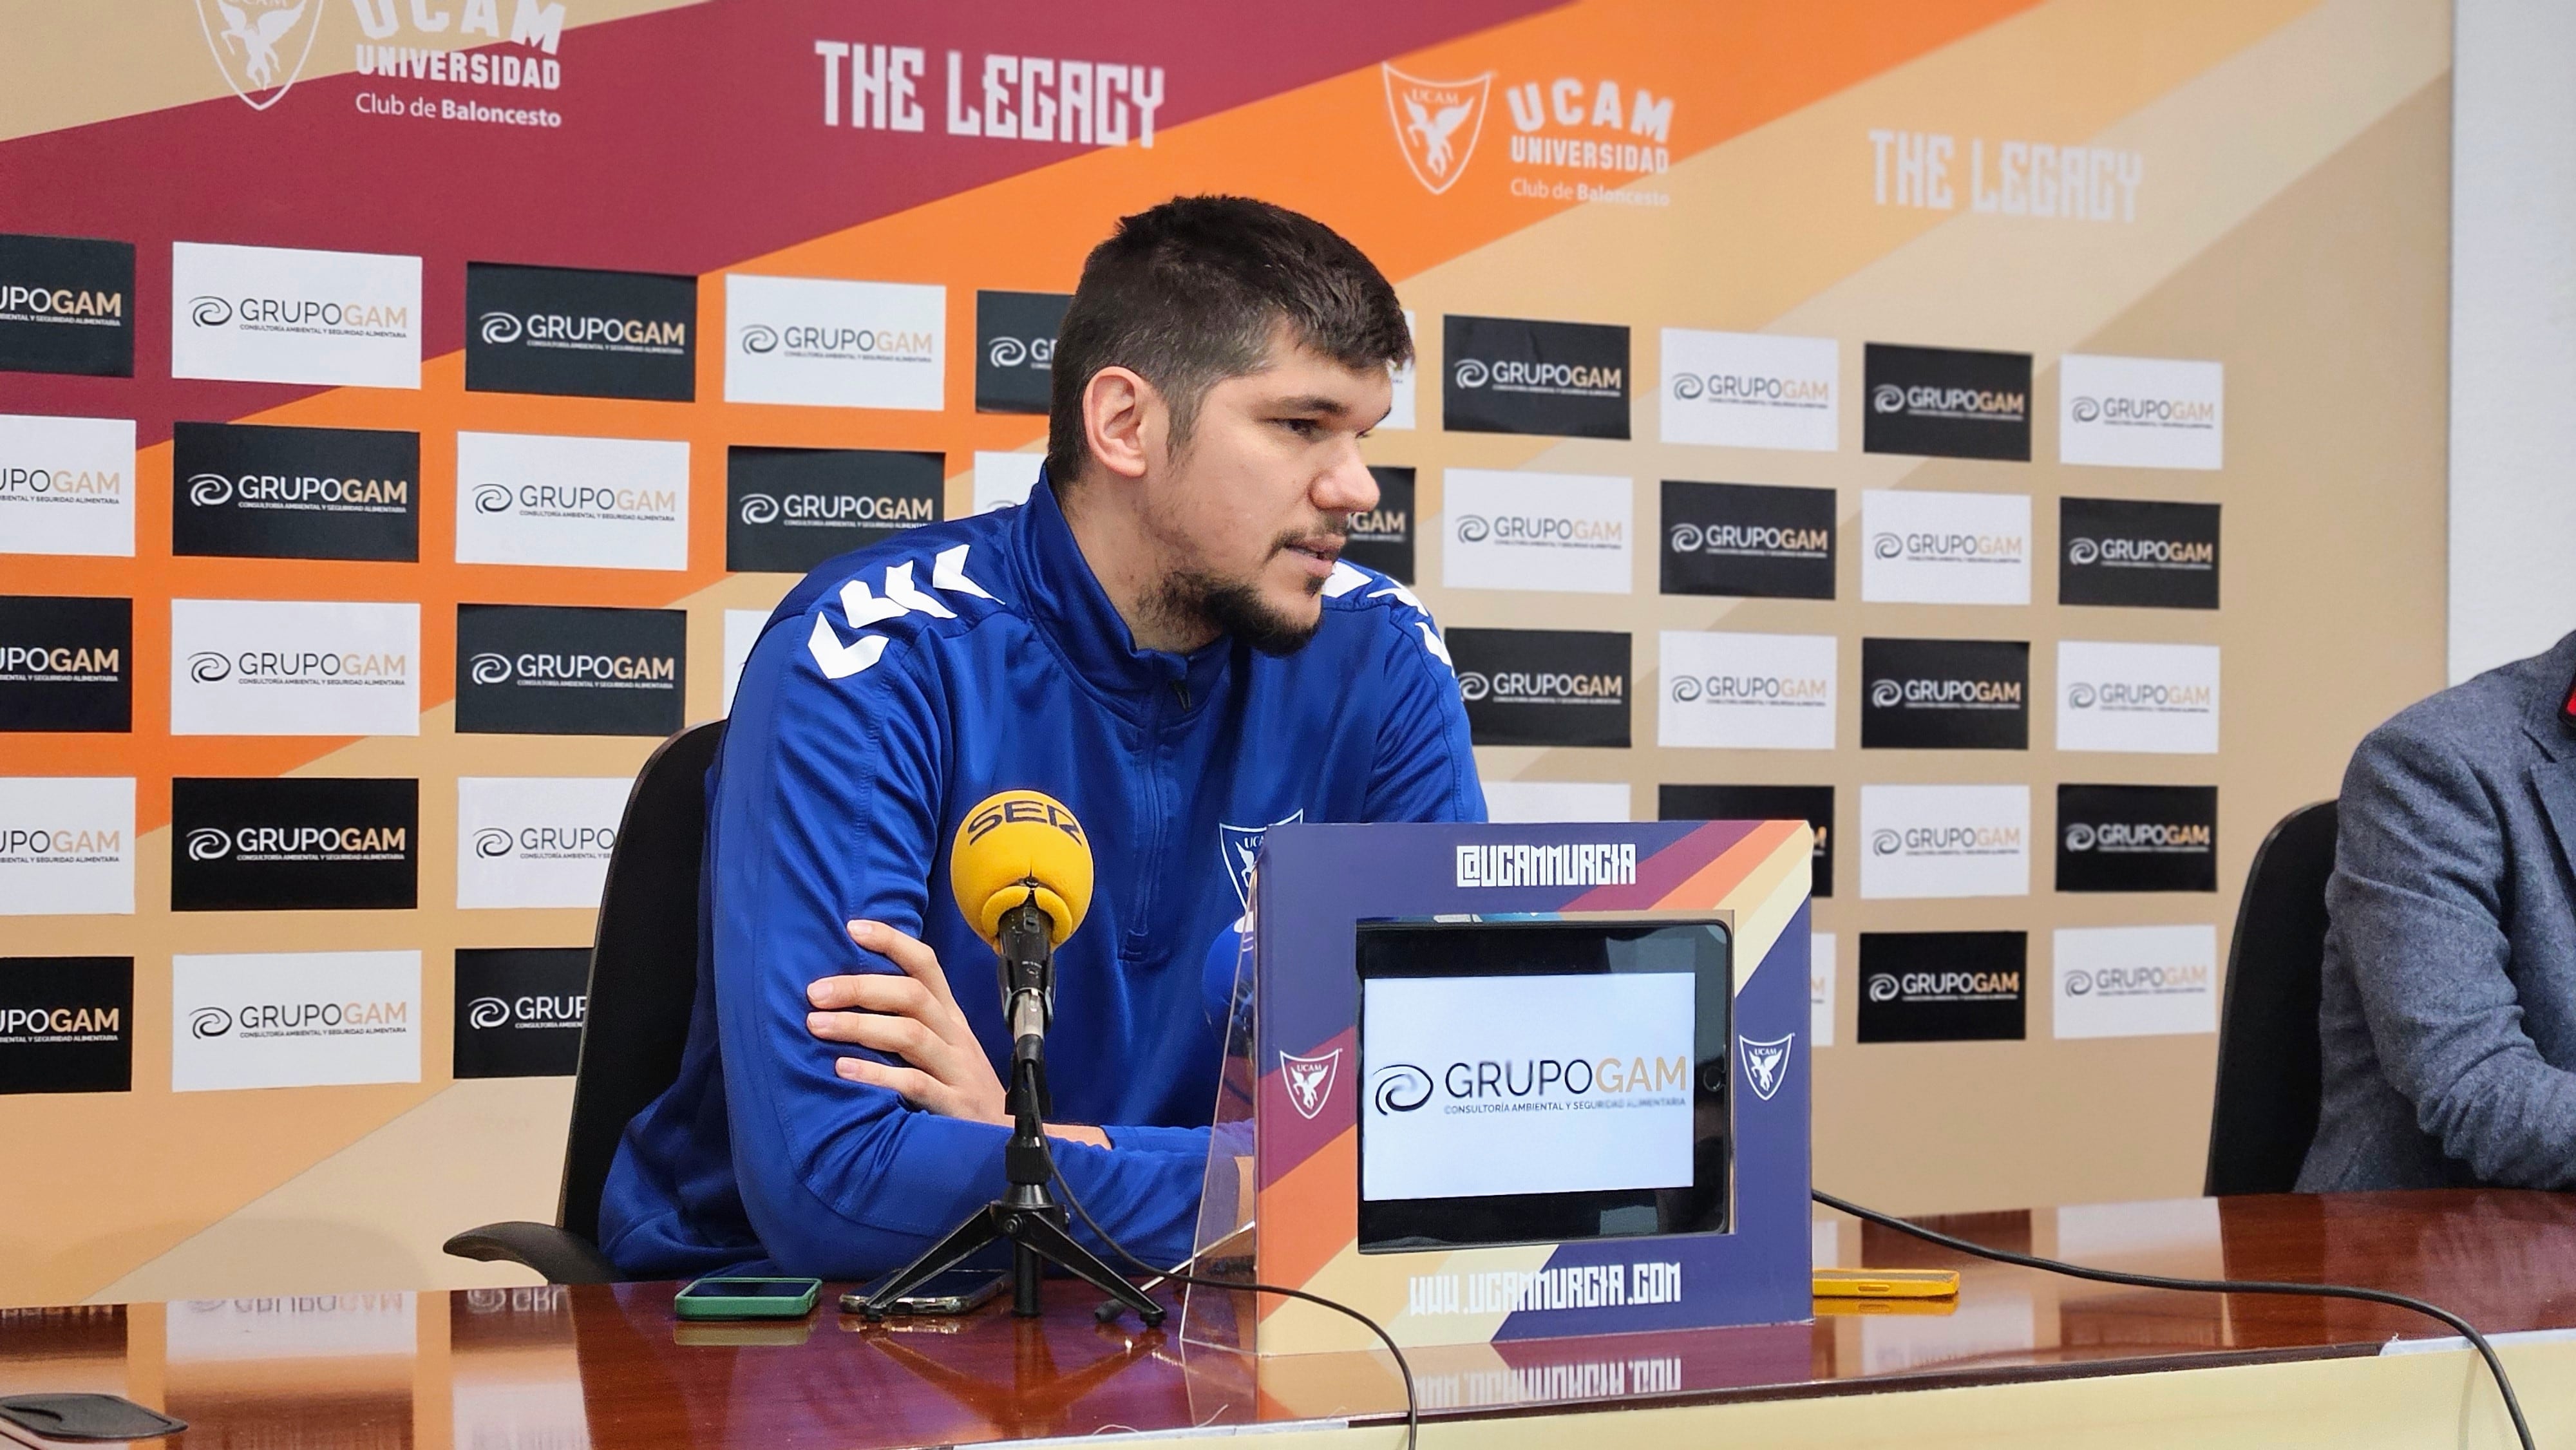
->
[1739, 1033, 1795, 1104]
[1218, 810, 1302, 912]
[1280, 1048, 1343, 1121]
[196, 0, 322, 111]
[1381, 64, 1494, 196]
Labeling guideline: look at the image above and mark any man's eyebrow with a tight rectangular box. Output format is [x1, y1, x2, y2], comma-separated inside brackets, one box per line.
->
[1269, 393, 1356, 417]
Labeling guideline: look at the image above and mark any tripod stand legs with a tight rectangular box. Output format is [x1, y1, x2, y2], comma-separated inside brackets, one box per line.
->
[855, 1204, 1014, 1319]
[857, 1200, 1166, 1326]
[1005, 1204, 1166, 1325]
[857, 1006, 1164, 1326]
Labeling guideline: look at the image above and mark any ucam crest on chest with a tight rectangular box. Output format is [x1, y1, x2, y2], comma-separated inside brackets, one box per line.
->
[1218, 809, 1302, 911]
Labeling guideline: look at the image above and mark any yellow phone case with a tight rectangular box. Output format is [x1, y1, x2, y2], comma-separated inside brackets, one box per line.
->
[1812, 1266, 1961, 1299]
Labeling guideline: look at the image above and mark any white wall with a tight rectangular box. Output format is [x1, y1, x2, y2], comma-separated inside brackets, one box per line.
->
[2449, 0, 2576, 682]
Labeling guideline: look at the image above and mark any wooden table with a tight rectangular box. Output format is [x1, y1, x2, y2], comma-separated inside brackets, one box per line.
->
[6, 1191, 2575, 1449]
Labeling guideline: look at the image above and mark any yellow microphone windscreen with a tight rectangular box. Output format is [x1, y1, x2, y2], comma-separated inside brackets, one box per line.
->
[950, 789, 1095, 948]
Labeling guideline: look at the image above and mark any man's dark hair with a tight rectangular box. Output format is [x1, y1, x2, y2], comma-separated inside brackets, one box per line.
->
[1045, 195, 1412, 485]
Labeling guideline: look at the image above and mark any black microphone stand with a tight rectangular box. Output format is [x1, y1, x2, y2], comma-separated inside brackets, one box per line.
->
[857, 891, 1166, 1325]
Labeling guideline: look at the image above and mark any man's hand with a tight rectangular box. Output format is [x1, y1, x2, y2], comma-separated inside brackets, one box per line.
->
[808, 919, 1008, 1125]
[806, 920, 1107, 1147]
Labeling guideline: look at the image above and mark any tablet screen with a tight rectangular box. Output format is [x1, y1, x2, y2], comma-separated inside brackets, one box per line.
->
[1354, 918, 1731, 1253]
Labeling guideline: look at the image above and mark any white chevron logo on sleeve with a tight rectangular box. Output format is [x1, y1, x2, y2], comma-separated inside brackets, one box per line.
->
[808, 614, 890, 679]
[882, 560, 956, 619]
[837, 576, 909, 629]
[933, 543, 996, 599]
[1320, 561, 1446, 670]
[1370, 578, 1426, 611]
[806, 545, 1003, 681]
[1414, 621, 1452, 669]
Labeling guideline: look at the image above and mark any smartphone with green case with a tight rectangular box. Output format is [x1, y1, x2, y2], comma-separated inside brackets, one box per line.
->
[674, 1276, 822, 1319]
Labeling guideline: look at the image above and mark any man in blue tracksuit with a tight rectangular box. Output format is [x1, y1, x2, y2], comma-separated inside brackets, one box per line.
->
[600, 196, 1482, 1280]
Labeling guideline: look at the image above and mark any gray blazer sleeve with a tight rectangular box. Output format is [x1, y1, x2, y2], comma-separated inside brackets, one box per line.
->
[2333, 718, 2576, 1185]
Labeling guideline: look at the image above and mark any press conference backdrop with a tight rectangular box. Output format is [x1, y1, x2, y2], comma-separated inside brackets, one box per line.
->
[0, 0, 2449, 1306]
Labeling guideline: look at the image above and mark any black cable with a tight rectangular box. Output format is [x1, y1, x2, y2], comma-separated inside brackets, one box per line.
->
[1051, 1163, 1420, 1450]
[1814, 1188, 2535, 1450]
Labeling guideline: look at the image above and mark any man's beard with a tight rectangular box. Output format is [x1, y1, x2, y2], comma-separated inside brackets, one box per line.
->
[1147, 532, 1337, 657]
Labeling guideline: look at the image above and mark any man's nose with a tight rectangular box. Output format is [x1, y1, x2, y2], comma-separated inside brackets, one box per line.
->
[1312, 453, 1379, 515]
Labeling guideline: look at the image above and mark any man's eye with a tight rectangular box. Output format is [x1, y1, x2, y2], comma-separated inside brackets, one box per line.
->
[1280, 417, 1323, 438]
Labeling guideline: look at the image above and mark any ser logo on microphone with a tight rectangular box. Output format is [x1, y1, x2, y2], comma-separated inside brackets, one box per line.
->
[963, 796, 1084, 846]
[951, 788, 1096, 952]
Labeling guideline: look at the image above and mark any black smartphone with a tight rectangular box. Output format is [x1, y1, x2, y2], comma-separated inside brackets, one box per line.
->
[841, 1268, 1008, 1316]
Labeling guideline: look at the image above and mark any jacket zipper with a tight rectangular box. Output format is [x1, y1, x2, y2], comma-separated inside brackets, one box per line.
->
[1127, 680, 1173, 959]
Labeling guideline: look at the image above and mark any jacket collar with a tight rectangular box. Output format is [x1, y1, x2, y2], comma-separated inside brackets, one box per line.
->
[2518, 628, 2576, 764]
[1009, 469, 1231, 712]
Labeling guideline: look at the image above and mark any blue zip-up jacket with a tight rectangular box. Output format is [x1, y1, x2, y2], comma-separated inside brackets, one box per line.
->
[598, 476, 1482, 1280]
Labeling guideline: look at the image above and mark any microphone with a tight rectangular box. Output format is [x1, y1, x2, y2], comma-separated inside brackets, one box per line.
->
[951, 790, 1094, 1062]
[855, 785, 1161, 1328]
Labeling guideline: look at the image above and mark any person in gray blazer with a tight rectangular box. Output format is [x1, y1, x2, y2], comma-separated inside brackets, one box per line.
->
[2300, 630, 2576, 1191]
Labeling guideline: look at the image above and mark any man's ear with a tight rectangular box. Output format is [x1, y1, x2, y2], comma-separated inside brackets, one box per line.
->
[1083, 366, 1159, 482]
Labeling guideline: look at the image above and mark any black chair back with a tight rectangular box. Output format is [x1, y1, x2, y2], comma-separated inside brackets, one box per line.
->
[556, 719, 725, 1245]
[2204, 799, 2339, 1196]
